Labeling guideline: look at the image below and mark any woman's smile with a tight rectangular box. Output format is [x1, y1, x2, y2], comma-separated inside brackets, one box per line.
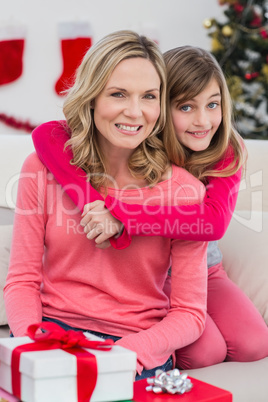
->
[115, 123, 143, 134]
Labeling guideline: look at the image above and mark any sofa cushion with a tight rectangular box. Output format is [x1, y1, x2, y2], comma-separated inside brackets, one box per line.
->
[0, 225, 13, 325]
[219, 211, 268, 325]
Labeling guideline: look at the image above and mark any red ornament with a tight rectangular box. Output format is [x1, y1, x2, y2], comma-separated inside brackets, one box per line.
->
[245, 72, 259, 80]
[260, 30, 268, 39]
[234, 4, 244, 13]
[250, 16, 262, 27]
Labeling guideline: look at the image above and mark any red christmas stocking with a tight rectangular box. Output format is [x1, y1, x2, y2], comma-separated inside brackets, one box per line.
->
[55, 21, 92, 96]
[0, 24, 26, 85]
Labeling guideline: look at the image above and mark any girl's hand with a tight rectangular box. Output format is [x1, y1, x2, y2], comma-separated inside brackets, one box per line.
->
[80, 200, 123, 248]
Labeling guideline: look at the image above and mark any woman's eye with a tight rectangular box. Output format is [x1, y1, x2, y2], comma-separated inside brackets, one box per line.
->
[208, 102, 218, 109]
[144, 94, 156, 100]
[111, 92, 124, 98]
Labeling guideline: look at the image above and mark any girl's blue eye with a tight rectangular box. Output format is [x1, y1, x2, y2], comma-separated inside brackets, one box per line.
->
[180, 105, 191, 112]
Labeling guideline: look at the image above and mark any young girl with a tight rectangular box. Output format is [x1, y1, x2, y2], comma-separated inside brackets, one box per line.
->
[32, 46, 268, 368]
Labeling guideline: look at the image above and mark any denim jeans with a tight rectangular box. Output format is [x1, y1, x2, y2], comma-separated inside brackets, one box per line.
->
[42, 317, 173, 380]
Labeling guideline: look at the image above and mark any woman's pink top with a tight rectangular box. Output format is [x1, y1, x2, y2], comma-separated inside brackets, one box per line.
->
[4, 153, 207, 374]
[32, 121, 242, 249]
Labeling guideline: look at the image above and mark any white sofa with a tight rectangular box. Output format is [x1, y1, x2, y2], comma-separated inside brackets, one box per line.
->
[0, 134, 267, 401]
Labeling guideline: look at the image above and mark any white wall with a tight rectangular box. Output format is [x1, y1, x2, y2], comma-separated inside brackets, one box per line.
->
[0, 0, 226, 135]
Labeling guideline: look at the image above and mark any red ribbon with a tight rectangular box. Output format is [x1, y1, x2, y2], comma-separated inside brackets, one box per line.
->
[11, 322, 114, 401]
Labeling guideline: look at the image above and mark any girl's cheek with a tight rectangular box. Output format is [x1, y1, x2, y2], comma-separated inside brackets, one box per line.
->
[171, 110, 182, 127]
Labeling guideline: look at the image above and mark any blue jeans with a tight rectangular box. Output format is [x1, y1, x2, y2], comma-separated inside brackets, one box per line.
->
[42, 317, 173, 380]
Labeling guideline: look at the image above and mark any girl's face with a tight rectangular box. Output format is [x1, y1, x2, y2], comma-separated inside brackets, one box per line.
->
[93, 57, 161, 157]
[171, 78, 222, 152]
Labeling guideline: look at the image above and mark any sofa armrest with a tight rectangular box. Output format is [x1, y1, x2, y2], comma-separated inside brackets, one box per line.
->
[0, 224, 13, 326]
[0, 134, 34, 209]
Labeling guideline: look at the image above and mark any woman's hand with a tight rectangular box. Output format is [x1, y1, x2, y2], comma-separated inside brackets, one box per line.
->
[80, 200, 123, 249]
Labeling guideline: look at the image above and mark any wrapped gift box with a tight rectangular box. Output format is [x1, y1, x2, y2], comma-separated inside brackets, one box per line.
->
[0, 333, 137, 402]
[133, 377, 232, 401]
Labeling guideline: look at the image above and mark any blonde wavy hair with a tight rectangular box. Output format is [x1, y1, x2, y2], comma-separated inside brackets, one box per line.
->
[163, 46, 246, 182]
[62, 30, 168, 189]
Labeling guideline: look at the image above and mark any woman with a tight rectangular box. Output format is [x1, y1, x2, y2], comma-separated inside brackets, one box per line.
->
[4, 31, 207, 379]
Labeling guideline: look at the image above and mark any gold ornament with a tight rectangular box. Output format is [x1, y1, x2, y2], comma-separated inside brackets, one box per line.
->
[222, 25, 233, 37]
[227, 76, 243, 101]
[203, 19, 213, 29]
[211, 37, 224, 52]
[261, 64, 268, 81]
[218, 0, 237, 4]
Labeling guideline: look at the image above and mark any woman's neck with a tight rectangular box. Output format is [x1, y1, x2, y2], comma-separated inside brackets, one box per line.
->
[100, 144, 145, 189]
[105, 161, 148, 189]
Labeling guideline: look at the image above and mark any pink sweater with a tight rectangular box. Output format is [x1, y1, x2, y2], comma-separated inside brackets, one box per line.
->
[4, 153, 207, 374]
[32, 121, 243, 249]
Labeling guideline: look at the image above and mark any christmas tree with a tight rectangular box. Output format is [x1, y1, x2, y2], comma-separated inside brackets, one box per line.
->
[204, 0, 268, 139]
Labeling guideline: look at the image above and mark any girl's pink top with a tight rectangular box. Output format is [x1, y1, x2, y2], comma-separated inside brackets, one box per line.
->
[32, 121, 242, 249]
[4, 153, 207, 374]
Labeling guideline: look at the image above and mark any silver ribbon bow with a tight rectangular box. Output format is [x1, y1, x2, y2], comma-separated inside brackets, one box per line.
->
[146, 368, 193, 395]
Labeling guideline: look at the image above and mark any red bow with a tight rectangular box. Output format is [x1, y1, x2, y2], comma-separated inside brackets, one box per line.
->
[11, 322, 114, 401]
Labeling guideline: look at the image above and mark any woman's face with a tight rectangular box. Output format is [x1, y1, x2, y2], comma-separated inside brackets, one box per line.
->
[93, 57, 161, 156]
[171, 78, 222, 152]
